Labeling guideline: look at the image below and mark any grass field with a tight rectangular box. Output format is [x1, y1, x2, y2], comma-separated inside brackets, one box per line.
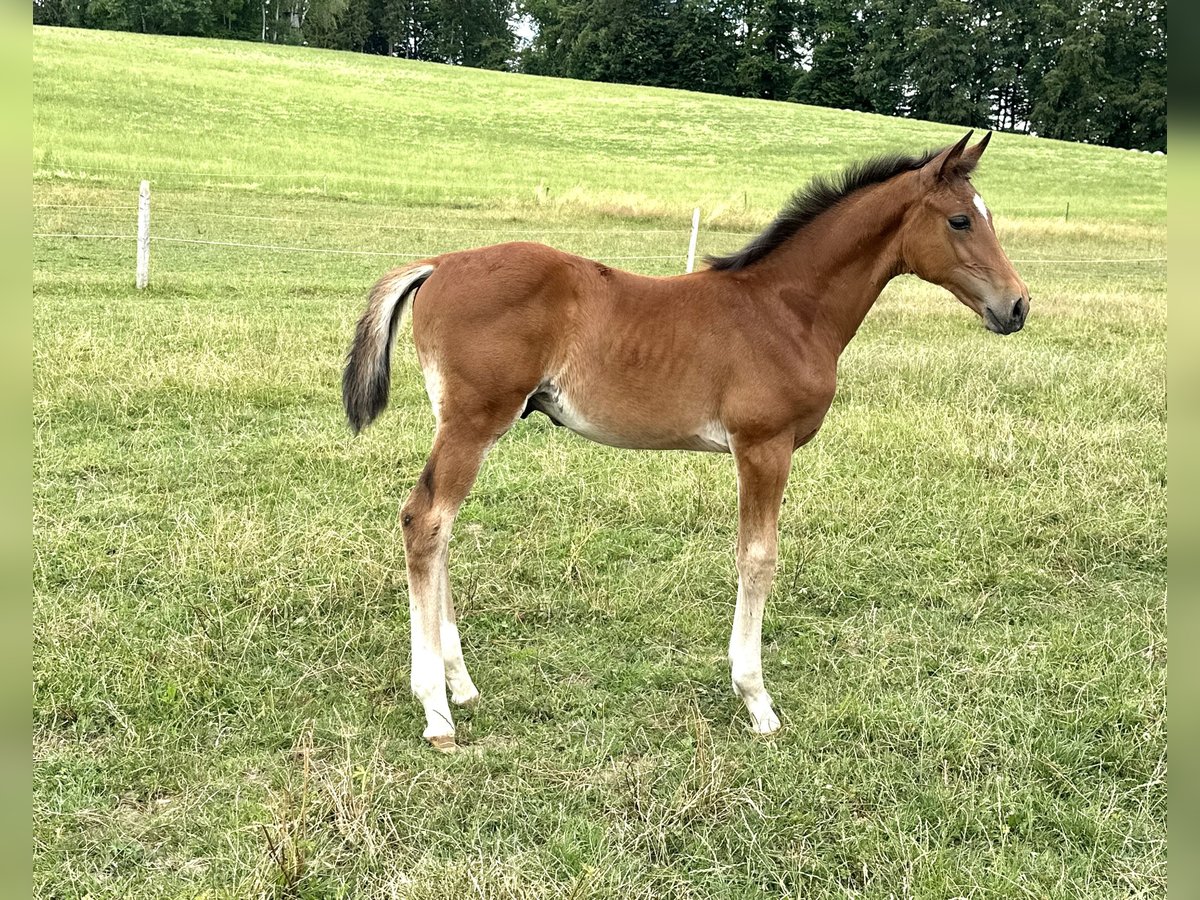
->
[33, 26, 1167, 899]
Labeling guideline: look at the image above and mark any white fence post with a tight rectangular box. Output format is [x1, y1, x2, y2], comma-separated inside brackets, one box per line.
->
[685, 206, 700, 273]
[136, 180, 150, 289]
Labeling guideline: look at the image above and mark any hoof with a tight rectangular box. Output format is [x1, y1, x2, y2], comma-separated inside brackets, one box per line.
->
[451, 690, 481, 709]
[750, 709, 782, 736]
[427, 735, 458, 753]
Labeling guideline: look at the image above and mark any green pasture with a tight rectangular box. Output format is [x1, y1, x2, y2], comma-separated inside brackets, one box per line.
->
[34, 26, 1166, 899]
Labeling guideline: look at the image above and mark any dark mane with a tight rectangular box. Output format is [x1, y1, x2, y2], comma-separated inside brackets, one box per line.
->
[706, 145, 954, 272]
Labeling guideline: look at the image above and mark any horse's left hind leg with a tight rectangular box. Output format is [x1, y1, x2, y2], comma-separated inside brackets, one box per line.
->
[401, 420, 502, 750]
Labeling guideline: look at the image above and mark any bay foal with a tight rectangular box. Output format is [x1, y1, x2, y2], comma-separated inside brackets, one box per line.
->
[344, 132, 1029, 750]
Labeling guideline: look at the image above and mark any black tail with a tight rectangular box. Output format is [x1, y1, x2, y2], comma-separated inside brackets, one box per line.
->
[342, 263, 436, 433]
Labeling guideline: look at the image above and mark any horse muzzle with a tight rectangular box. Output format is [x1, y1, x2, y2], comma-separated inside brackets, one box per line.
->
[983, 294, 1028, 335]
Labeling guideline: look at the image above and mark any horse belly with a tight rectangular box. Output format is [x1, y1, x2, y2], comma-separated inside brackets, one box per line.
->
[529, 380, 728, 453]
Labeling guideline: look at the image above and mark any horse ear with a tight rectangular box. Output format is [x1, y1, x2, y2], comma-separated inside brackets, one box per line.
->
[960, 131, 992, 173]
[933, 130, 974, 180]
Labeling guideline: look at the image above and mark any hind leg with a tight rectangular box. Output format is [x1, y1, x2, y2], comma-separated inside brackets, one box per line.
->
[439, 558, 479, 707]
[402, 403, 520, 750]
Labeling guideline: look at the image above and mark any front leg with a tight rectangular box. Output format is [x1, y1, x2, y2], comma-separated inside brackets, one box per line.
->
[729, 433, 793, 735]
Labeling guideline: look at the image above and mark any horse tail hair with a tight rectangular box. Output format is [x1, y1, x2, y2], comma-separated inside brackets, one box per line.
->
[343, 262, 437, 434]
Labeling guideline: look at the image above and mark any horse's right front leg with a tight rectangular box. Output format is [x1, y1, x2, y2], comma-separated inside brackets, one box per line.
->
[729, 433, 793, 735]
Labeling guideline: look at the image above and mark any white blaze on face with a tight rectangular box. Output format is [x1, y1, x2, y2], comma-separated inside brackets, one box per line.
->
[973, 192, 991, 224]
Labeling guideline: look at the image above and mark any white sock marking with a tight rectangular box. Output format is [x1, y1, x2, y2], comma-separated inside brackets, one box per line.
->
[729, 539, 780, 733]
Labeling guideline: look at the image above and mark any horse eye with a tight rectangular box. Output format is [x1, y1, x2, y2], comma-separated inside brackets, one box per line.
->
[949, 215, 971, 231]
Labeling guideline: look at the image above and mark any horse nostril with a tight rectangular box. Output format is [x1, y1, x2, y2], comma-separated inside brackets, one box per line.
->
[1013, 297, 1025, 319]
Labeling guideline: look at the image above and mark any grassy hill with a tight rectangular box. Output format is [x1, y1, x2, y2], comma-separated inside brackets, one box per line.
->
[34, 26, 1165, 899]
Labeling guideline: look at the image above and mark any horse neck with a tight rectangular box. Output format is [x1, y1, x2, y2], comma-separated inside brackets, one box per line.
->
[745, 174, 917, 353]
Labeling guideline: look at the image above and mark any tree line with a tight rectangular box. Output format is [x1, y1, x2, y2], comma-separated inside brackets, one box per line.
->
[34, 0, 1167, 151]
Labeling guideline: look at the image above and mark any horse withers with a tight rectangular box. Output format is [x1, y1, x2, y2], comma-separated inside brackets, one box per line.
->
[343, 131, 1029, 751]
